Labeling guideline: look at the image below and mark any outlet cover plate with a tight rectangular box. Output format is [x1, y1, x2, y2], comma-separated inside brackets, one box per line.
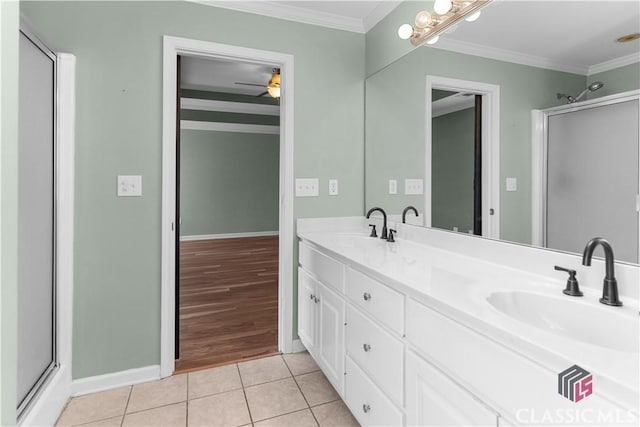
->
[389, 179, 397, 195]
[328, 179, 338, 196]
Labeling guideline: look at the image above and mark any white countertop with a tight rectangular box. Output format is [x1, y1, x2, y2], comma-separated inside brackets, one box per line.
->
[297, 217, 639, 414]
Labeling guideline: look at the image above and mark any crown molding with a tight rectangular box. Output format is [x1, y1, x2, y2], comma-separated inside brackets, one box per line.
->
[189, 0, 366, 33]
[588, 53, 640, 76]
[429, 38, 589, 75]
[432, 94, 475, 118]
[362, 1, 402, 32]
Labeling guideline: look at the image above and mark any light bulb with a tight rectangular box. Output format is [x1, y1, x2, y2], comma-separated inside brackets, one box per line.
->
[414, 11, 432, 29]
[434, 0, 452, 15]
[426, 35, 440, 45]
[465, 11, 481, 22]
[398, 24, 414, 40]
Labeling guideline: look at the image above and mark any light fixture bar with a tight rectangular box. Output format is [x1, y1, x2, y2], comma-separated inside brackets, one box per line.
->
[408, 0, 492, 47]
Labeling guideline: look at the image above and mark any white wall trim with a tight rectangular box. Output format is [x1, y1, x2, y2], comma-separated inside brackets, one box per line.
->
[181, 98, 280, 116]
[425, 75, 501, 239]
[291, 339, 307, 353]
[362, 1, 402, 32]
[180, 231, 279, 241]
[432, 94, 475, 118]
[180, 120, 279, 135]
[431, 38, 589, 76]
[19, 52, 76, 427]
[588, 53, 640, 76]
[71, 365, 160, 397]
[189, 0, 365, 33]
[531, 90, 640, 254]
[162, 36, 295, 378]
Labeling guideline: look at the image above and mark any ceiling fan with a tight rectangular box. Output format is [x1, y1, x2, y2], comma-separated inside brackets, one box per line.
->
[235, 68, 280, 98]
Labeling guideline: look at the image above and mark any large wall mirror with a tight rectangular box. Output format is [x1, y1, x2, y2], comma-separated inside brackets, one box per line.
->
[365, 0, 640, 264]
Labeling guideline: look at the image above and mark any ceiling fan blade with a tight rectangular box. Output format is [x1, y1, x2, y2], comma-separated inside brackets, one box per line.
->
[235, 82, 266, 87]
[257, 91, 269, 97]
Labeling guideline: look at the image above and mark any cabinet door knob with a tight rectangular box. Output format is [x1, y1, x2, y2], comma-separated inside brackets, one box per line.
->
[362, 404, 371, 413]
[314, 296, 320, 304]
[363, 343, 371, 352]
[310, 294, 315, 300]
[363, 292, 372, 301]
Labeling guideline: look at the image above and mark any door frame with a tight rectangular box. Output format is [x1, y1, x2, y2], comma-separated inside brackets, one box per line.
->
[425, 75, 501, 238]
[160, 36, 295, 377]
[531, 89, 640, 255]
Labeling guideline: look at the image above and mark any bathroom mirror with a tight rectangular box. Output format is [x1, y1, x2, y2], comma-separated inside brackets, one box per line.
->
[365, 0, 640, 264]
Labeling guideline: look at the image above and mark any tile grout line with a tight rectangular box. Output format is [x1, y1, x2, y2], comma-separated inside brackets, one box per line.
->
[236, 362, 255, 426]
[186, 372, 189, 427]
[120, 385, 133, 427]
[284, 356, 321, 427]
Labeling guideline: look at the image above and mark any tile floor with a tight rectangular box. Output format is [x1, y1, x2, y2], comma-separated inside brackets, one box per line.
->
[55, 353, 360, 427]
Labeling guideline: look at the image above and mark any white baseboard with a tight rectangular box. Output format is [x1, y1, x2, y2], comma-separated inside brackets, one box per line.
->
[71, 365, 160, 397]
[180, 231, 279, 241]
[19, 364, 71, 427]
[291, 339, 307, 353]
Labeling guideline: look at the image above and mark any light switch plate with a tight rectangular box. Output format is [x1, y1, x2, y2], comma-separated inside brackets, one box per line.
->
[389, 179, 397, 195]
[295, 178, 319, 197]
[405, 179, 424, 195]
[506, 177, 517, 192]
[117, 175, 142, 197]
[328, 179, 338, 196]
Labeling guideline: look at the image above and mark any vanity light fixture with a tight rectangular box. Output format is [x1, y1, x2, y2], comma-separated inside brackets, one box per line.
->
[398, 0, 492, 46]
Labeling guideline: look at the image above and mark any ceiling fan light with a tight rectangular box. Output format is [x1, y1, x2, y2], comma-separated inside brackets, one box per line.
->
[434, 0, 452, 15]
[267, 86, 280, 98]
[266, 71, 281, 98]
[398, 24, 414, 40]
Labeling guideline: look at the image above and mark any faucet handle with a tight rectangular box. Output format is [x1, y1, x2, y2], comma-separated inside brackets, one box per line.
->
[368, 224, 377, 238]
[387, 229, 397, 243]
[554, 266, 583, 297]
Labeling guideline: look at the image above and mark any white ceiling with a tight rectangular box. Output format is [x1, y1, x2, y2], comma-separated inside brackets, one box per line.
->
[185, 0, 640, 93]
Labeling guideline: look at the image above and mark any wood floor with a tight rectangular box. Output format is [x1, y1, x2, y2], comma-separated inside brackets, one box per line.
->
[175, 236, 279, 373]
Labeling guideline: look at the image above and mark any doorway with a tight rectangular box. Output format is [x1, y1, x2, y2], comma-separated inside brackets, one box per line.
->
[425, 76, 500, 239]
[175, 56, 281, 372]
[161, 37, 295, 378]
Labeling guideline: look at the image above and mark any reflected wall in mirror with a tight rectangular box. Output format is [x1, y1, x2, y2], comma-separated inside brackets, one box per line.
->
[365, 0, 640, 264]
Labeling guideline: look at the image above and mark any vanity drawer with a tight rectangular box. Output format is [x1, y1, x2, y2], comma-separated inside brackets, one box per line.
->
[299, 242, 345, 293]
[346, 305, 403, 404]
[345, 267, 404, 334]
[345, 356, 404, 427]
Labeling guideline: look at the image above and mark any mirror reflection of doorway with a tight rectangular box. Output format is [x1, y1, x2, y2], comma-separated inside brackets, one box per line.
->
[175, 56, 281, 372]
[431, 90, 483, 235]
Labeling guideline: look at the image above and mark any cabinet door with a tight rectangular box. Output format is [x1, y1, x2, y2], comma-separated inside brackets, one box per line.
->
[297, 268, 317, 355]
[406, 351, 497, 427]
[317, 282, 345, 395]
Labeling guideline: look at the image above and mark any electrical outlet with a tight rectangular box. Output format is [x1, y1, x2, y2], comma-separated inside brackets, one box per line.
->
[295, 178, 319, 197]
[506, 177, 517, 192]
[405, 179, 423, 195]
[117, 175, 142, 197]
[389, 179, 397, 195]
[328, 179, 338, 196]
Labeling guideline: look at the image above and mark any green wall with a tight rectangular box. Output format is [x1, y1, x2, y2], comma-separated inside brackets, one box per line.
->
[180, 130, 279, 236]
[432, 107, 475, 232]
[21, 0, 365, 380]
[365, 47, 586, 244]
[589, 62, 640, 97]
[1, 1, 19, 423]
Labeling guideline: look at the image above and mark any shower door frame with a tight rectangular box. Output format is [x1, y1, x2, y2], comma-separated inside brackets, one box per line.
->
[531, 89, 640, 261]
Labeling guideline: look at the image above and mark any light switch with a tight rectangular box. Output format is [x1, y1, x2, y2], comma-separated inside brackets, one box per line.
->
[389, 179, 397, 195]
[117, 175, 142, 197]
[328, 179, 338, 196]
[295, 178, 319, 197]
[506, 177, 517, 192]
[405, 179, 424, 195]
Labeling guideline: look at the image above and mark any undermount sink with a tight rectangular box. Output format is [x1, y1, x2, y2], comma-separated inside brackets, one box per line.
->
[487, 291, 639, 353]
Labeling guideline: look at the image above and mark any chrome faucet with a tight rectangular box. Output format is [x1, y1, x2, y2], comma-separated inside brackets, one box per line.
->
[402, 206, 419, 224]
[582, 237, 622, 307]
[366, 207, 388, 240]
